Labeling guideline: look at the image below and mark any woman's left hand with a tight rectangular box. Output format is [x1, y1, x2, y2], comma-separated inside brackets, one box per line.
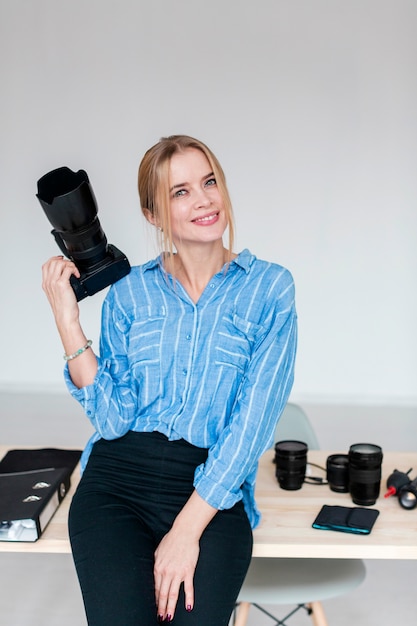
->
[153, 489, 217, 622]
[154, 526, 199, 622]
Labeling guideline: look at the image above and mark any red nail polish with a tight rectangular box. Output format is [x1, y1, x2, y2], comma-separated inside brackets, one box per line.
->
[187, 605, 192, 612]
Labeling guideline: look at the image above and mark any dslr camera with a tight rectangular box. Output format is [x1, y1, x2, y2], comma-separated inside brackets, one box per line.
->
[37, 166, 130, 301]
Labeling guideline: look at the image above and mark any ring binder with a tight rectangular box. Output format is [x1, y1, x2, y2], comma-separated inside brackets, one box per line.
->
[0, 448, 81, 542]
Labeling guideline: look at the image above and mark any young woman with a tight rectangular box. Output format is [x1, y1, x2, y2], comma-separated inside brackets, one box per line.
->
[42, 135, 297, 625]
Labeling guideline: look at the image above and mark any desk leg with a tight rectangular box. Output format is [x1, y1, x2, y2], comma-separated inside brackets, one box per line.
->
[308, 601, 329, 626]
[233, 601, 251, 626]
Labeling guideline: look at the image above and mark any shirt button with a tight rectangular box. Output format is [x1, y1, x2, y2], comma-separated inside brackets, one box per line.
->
[186, 334, 192, 341]
[182, 369, 187, 376]
[209, 283, 215, 288]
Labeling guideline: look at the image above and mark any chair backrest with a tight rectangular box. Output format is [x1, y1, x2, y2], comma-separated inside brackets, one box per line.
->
[273, 402, 320, 450]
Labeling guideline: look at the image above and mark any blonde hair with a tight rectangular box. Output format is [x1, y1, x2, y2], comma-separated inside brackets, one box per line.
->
[138, 135, 235, 262]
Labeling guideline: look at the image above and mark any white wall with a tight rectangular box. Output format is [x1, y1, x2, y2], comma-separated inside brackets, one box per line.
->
[1, 0, 416, 405]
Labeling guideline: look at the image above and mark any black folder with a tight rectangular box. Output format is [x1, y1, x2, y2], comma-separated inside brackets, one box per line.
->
[0, 448, 81, 542]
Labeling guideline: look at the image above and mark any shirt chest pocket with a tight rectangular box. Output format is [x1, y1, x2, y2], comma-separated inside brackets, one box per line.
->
[215, 313, 265, 373]
[127, 306, 166, 369]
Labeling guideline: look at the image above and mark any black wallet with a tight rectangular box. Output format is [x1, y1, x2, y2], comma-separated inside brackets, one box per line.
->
[312, 504, 380, 535]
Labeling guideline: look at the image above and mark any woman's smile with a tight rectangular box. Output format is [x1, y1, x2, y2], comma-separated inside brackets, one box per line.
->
[191, 211, 220, 225]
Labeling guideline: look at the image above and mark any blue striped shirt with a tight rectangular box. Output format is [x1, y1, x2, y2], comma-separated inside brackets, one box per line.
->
[65, 249, 297, 528]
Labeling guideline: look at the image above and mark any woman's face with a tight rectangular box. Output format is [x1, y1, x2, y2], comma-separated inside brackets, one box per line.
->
[167, 148, 227, 248]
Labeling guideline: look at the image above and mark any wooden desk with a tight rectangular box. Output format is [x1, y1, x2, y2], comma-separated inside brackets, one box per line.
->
[1, 447, 416, 558]
[252, 450, 417, 560]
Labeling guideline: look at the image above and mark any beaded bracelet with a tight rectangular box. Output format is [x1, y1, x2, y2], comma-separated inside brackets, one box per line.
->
[63, 340, 93, 361]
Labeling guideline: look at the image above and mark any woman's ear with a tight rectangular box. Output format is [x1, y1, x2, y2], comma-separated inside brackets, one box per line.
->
[143, 208, 158, 227]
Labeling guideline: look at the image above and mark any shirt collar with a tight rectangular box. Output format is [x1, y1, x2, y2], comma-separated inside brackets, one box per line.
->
[142, 256, 163, 272]
[231, 248, 254, 274]
[142, 249, 255, 274]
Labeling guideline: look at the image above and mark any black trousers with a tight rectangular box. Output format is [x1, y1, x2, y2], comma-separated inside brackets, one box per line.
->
[69, 431, 253, 625]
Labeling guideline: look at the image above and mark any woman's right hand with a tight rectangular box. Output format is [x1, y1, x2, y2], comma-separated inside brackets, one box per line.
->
[41, 256, 81, 326]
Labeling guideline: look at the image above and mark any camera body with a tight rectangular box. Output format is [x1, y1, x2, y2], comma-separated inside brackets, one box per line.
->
[66, 243, 130, 301]
[37, 167, 130, 301]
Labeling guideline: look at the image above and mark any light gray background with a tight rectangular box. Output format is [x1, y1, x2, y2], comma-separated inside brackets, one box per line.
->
[1, 2, 416, 625]
[1, 0, 416, 406]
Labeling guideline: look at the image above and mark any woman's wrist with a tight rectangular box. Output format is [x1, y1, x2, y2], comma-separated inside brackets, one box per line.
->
[56, 320, 86, 354]
[63, 339, 93, 361]
[172, 490, 217, 540]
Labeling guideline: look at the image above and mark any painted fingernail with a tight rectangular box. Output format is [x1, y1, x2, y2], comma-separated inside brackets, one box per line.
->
[157, 615, 164, 623]
[165, 615, 172, 622]
[187, 605, 192, 612]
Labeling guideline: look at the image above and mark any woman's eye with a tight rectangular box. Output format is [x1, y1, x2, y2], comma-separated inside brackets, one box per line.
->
[205, 177, 216, 187]
[173, 188, 187, 198]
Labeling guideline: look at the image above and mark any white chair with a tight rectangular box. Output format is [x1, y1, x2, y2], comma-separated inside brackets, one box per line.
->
[233, 403, 366, 626]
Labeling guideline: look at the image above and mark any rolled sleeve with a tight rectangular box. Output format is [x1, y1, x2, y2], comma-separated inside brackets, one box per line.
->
[193, 283, 297, 519]
[64, 356, 136, 439]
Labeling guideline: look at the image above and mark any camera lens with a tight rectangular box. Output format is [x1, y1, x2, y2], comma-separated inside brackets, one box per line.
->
[274, 440, 308, 491]
[326, 454, 349, 493]
[37, 167, 108, 269]
[37, 167, 131, 300]
[348, 443, 383, 506]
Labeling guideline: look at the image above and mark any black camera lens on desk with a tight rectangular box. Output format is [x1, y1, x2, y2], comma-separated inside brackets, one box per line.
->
[274, 440, 308, 491]
[348, 443, 383, 506]
[326, 453, 349, 493]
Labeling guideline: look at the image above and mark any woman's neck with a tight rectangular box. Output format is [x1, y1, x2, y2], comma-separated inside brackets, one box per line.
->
[166, 243, 234, 303]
